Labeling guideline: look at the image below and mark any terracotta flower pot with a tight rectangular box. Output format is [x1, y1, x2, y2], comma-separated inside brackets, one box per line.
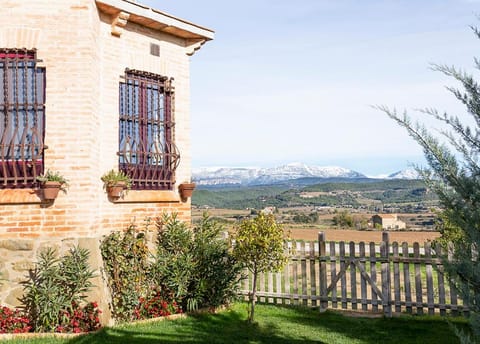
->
[179, 182, 196, 202]
[42, 181, 61, 200]
[106, 182, 127, 198]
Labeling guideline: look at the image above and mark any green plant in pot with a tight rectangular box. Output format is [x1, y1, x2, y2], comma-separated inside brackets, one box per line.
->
[101, 169, 132, 199]
[37, 170, 69, 201]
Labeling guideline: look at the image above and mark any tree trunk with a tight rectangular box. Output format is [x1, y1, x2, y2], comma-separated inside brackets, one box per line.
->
[249, 269, 257, 323]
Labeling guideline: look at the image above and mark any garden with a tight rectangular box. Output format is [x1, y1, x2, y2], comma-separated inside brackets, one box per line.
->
[0, 212, 473, 343]
[0, 213, 241, 336]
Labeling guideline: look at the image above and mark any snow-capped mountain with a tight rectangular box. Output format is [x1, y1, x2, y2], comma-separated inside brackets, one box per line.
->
[192, 162, 366, 186]
[387, 168, 420, 180]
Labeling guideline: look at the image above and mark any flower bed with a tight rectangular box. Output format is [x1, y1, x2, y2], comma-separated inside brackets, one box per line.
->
[134, 291, 182, 320]
[0, 306, 30, 333]
[0, 301, 102, 335]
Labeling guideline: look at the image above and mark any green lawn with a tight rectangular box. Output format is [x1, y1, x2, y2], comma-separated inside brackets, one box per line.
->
[2, 303, 469, 344]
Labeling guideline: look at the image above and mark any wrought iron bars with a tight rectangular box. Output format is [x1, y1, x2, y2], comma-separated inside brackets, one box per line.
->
[118, 69, 179, 190]
[0, 49, 45, 187]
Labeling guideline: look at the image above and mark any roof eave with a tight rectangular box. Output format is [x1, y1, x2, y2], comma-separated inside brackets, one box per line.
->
[95, 0, 215, 43]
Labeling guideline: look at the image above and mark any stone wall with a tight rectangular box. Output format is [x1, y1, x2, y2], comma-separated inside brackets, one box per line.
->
[0, 236, 113, 324]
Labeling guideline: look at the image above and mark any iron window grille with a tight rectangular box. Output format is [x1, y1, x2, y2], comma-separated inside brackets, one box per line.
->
[118, 69, 180, 190]
[0, 49, 45, 188]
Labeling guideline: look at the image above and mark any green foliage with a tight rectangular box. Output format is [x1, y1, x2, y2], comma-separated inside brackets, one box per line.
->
[232, 213, 289, 322]
[292, 212, 318, 224]
[22, 246, 95, 332]
[153, 214, 194, 305]
[332, 210, 354, 228]
[100, 223, 152, 322]
[233, 213, 288, 275]
[100, 169, 132, 189]
[193, 179, 436, 210]
[433, 209, 465, 249]
[101, 215, 240, 320]
[153, 213, 241, 312]
[191, 213, 243, 309]
[193, 186, 290, 209]
[379, 23, 480, 342]
[36, 170, 69, 192]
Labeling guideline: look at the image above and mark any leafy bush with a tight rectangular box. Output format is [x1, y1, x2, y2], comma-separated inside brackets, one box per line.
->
[22, 246, 97, 332]
[292, 212, 318, 224]
[0, 306, 30, 333]
[190, 213, 243, 309]
[153, 213, 241, 312]
[100, 223, 152, 322]
[101, 215, 240, 320]
[153, 214, 194, 305]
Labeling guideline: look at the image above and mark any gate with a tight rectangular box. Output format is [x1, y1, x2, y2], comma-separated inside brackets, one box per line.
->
[319, 232, 391, 316]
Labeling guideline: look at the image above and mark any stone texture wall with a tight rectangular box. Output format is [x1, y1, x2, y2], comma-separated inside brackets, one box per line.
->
[0, 0, 201, 321]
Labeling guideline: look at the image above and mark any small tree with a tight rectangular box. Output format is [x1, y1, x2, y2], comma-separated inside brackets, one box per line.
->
[232, 212, 289, 323]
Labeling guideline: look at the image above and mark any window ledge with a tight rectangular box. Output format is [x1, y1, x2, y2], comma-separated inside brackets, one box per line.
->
[0, 188, 42, 204]
[111, 190, 180, 203]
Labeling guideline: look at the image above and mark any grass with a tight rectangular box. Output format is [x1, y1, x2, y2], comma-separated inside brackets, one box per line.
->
[1, 303, 469, 344]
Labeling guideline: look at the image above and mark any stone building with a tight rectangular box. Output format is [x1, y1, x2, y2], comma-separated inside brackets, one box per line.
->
[371, 214, 406, 230]
[0, 0, 213, 322]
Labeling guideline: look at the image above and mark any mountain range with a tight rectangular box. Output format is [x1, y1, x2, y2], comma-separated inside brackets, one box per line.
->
[192, 162, 419, 186]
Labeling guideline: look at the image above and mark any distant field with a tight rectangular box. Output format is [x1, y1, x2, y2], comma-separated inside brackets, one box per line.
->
[193, 208, 440, 245]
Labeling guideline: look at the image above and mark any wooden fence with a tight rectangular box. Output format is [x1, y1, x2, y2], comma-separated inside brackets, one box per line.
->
[239, 232, 468, 317]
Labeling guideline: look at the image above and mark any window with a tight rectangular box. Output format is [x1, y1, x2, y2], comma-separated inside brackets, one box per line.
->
[118, 69, 180, 190]
[0, 49, 45, 188]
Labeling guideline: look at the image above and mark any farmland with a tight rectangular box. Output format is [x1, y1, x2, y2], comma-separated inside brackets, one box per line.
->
[192, 178, 441, 244]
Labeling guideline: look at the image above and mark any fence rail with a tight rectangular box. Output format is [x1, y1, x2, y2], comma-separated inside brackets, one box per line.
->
[239, 232, 468, 317]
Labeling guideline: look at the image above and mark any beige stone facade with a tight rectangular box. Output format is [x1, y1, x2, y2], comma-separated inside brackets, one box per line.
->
[372, 214, 406, 230]
[0, 0, 213, 321]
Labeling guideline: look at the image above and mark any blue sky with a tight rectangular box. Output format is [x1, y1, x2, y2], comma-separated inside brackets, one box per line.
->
[142, 0, 479, 175]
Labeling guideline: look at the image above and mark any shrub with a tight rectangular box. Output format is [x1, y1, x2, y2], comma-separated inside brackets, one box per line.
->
[153, 214, 194, 306]
[102, 215, 240, 320]
[22, 246, 98, 332]
[100, 223, 152, 322]
[190, 213, 242, 309]
[153, 213, 241, 312]
[332, 210, 354, 228]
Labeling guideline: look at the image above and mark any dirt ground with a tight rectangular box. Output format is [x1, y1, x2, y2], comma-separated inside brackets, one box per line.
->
[288, 228, 440, 245]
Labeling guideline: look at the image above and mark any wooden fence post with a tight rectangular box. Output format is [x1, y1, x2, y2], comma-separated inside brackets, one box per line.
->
[319, 232, 328, 312]
[381, 232, 392, 317]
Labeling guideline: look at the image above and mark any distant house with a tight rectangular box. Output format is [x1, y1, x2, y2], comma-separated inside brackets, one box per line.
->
[371, 214, 406, 230]
[262, 206, 276, 215]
